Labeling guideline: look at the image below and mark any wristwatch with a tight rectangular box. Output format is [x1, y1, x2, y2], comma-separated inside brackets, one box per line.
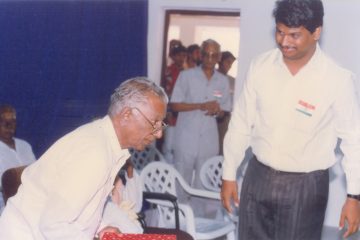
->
[347, 194, 360, 201]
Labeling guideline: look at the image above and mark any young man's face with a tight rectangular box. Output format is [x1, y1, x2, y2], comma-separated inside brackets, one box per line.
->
[173, 52, 187, 68]
[220, 57, 235, 74]
[275, 23, 321, 62]
[190, 49, 201, 63]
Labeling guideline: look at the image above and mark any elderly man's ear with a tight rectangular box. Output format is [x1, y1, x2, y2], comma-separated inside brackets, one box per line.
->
[113, 107, 132, 126]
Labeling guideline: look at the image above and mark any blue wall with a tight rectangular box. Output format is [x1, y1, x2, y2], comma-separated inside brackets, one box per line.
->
[0, 0, 148, 157]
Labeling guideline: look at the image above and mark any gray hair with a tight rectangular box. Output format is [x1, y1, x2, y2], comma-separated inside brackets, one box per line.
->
[108, 77, 168, 116]
[201, 39, 221, 52]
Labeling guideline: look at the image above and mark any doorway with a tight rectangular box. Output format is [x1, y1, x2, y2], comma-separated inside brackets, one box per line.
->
[161, 10, 240, 87]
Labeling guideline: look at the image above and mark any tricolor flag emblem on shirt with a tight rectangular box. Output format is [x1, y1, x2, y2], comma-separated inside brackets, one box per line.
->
[213, 90, 223, 99]
[295, 100, 316, 117]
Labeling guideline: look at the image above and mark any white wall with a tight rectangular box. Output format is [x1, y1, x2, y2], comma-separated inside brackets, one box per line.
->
[231, 0, 360, 99]
[232, 0, 276, 99]
[147, 0, 241, 86]
[148, 0, 360, 228]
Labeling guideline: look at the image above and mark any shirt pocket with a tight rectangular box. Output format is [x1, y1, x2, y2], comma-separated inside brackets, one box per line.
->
[293, 98, 322, 134]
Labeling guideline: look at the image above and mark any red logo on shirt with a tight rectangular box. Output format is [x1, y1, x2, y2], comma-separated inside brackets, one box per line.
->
[296, 100, 316, 117]
[298, 100, 316, 110]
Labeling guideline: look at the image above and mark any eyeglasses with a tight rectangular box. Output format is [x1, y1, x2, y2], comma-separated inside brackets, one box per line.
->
[201, 51, 220, 59]
[132, 107, 167, 134]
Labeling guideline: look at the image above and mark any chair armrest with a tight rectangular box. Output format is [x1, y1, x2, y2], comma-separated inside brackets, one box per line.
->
[143, 192, 180, 230]
[143, 192, 177, 202]
[174, 171, 221, 200]
[184, 187, 221, 200]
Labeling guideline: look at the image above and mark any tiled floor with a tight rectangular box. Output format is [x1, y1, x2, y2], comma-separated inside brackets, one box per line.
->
[214, 226, 360, 240]
[322, 226, 360, 240]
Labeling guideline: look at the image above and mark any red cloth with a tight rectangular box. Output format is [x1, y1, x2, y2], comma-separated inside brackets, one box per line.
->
[164, 63, 182, 126]
[101, 232, 176, 240]
[164, 63, 182, 97]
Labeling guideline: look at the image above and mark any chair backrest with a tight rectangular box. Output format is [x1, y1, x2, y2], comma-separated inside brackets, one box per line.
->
[130, 145, 166, 172]
[1, 165, 27, 204]
[199, 155, 223, 192]
[141, 162, 235, 240]
[140, 162, 188, 230]
[200, 155, 250, 193]
[140, 161, 179, 196]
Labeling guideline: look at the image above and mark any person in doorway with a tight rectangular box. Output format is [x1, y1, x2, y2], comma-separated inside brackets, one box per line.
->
[185, 44, 201, 69]
[221, 0, 360, 239]
[164, 44, 187, 98]
[171, 39, 231, 217]
[217, 51, 236, 154]
[0, 77, 168, 240]
[167, 39, 183, 66]
[162, 44, 187, 163]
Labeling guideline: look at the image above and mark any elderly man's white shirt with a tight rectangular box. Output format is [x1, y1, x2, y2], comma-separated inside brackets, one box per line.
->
[223, 46, 360, 194]
[0, 116, 130, 239]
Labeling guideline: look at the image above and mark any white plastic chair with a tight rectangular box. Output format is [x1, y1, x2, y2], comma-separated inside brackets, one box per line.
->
[129, 145, 167, 172]
[199, 155, 224, 193]
[200, 155, 248, 193]
[199, 155, 247, 238]
[140, 161, 236, 240]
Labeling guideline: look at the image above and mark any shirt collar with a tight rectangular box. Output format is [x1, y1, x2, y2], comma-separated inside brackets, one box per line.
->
[102, 115, 130, 163]
[274, 43, 324, 72]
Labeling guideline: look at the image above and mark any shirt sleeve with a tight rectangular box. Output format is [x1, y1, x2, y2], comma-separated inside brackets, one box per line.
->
[335, 74, 360, 195]
[223, 62, 257, 181]
[170, 71, 187, 103]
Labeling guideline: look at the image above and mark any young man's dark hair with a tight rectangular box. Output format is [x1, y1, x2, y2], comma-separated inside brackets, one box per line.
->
[170, 45, 187, 57]
[187, 44, 200, 54]
[220, 51, 236, 63]
[273, 0, 324, 33]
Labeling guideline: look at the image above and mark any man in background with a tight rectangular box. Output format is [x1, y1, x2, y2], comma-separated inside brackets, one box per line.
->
[185, 44, 201, 69]
[217, 51, 236, 154]
[0, 77, 168, 239]
[162, 44, 187, 163]
[171, 39, 231, 216]
[164, 44, 187, 99]
[221, 0, 360, 239]
[0, 104, 36, 212]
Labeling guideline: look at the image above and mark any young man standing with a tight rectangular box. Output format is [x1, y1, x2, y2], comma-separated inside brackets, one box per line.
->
[221, 0, 360, 239]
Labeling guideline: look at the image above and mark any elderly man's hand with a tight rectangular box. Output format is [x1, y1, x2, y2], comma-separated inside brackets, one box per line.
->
[98, 226, 121, 240]
[202, 100, 221, 116]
